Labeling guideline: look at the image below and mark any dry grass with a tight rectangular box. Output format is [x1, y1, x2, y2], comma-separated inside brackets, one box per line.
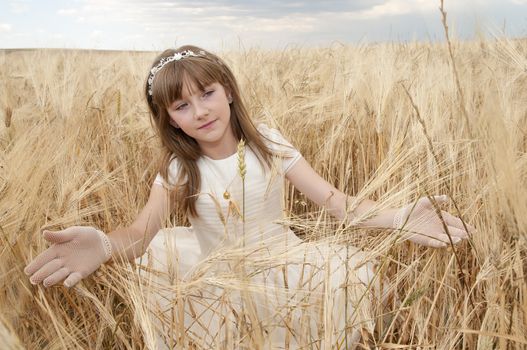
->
[1, 34, 526, 349]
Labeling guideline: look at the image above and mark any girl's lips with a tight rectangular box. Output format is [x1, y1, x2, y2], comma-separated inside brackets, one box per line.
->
[198, 119, 216, 129]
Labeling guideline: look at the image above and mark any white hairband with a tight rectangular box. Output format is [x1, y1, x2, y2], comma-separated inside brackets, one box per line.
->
[147, 49, 205, 96]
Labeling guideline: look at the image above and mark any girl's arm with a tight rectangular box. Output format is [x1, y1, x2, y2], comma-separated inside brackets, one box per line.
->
[286, 157, 397, 228]
[286, 157, 475, 246]
[24, 182, 173, 288]
[107, 183, 173, 263]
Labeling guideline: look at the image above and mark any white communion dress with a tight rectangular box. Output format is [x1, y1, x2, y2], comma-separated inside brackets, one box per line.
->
[135, 124, 382, 349]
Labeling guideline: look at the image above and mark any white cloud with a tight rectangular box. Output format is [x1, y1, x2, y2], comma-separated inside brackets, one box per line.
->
[353, 0, 436, 20]
[4, 0, 522, 50]
[90, 30, 102, 39]
[57, 8, 79, 16]
[0, 23, 12, 33]
[223, 15, 317, 33]
[9, 0, 30, 13]
[124, 33, 145, 40]
[70, 0, 445, 35]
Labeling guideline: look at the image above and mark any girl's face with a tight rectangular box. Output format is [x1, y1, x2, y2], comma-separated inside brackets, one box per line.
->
[166, 81, 236, 158]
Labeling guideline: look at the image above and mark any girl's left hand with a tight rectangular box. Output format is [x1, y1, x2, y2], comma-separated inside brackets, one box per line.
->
[393, 195, 476, 248]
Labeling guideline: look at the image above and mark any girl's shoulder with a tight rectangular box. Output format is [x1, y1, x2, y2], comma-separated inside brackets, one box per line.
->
[255, 123, 297, 151]
[255, 123, 301, 174]
[153, 155, 182, 189]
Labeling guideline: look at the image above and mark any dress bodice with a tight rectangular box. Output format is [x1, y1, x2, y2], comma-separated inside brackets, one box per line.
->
[154, 124, 302, 257]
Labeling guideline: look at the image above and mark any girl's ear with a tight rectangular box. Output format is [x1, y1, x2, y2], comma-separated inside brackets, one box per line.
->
[224, 87, 233, 104]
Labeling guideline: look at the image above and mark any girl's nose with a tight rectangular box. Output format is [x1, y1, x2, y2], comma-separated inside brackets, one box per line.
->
[193, 101, 209, 119]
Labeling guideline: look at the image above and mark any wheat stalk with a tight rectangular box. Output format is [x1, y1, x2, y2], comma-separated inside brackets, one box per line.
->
[4, 106, 12, 128]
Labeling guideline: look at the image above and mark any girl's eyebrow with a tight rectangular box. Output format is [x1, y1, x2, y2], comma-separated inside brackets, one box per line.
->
[170, 98, 184, 107]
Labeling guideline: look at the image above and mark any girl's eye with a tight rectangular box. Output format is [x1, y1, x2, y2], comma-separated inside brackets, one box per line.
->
[203, 90, 214, 98]
[175, 103, 187, 111]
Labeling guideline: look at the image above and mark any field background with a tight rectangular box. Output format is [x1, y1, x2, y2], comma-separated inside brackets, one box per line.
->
[1, 36, 526, 349]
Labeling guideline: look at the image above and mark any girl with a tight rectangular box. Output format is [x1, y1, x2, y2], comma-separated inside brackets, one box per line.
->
[24, 45, 475, 348]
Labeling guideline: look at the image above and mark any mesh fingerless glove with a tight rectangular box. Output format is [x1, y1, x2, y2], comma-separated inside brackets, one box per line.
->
[24, 226, 113, 288]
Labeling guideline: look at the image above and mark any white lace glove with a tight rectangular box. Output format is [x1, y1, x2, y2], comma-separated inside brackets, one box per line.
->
[24, 226, 113, 288]
[393, 195, 476, 248]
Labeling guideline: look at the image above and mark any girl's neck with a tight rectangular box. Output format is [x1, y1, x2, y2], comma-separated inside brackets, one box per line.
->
[199, 137, 238, 160]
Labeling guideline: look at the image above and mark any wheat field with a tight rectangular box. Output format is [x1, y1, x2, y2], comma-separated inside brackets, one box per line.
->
[1, 35, 526, 349]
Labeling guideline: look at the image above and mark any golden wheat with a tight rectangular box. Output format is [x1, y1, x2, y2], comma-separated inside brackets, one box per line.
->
[0, 36, 526, 348]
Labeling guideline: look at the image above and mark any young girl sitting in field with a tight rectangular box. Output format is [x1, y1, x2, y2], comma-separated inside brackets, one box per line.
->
[24, 45, 475, 348]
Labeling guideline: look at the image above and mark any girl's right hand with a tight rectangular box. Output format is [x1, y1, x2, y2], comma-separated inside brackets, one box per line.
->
[393, 195, 476, 247]
[24, 226, 113, 288]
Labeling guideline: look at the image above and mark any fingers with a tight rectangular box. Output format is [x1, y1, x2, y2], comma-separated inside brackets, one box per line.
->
[441, 211, 464, 230]
[24, 247, 58, 277]
[24, 228, 78, 276]
[27, 258, 63, 285]
[43, 267, 70, 288]
[63, 272, 83, 288]
[417, 195, 448, 208]
[417, 196, 477, 234]
[422, 233, 462, 248]
[432, 194, 448, 203]
[441, 210, 477, 235]
[407, 231, 463, 248]
[43, 229, 76, 244]
[446, 226, 469, 239]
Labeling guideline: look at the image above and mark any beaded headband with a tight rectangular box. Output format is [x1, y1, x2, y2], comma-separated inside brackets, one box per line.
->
[147, 49, 205, 96]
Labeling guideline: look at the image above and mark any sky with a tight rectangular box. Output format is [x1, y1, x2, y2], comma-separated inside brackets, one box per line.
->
[0, 0, 526, 51]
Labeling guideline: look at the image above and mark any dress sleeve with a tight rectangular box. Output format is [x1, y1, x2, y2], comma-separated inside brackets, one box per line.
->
[153, 156, 180, 189]
[257, 123, 302, 174]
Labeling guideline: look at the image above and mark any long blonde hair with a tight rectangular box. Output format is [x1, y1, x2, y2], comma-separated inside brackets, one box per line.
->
[145, 45, 274, 217]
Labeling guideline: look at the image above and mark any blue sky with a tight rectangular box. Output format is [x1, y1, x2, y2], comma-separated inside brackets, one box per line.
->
[0, 0, 526, 51]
